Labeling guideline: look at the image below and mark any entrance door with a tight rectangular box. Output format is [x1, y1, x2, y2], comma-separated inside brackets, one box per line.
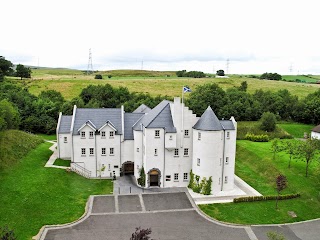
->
[123, 162, 134, 175]
[149, 170, 159, 186]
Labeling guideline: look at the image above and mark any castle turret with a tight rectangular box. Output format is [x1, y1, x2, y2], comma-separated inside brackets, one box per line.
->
[192, 106, 236, 194]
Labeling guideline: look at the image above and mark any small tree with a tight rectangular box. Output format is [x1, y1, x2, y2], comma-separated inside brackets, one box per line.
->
[216, 69, 225, 76]
[276, 174, 287, 209]
[138, 166, 146, 187]
[281, 140, 299, 168]
[202, 176, 212, 195]
[188, 170, 194, 189]
[130, 227, 152, 240]
[238, 81, 248, 92]
[296, 138, 320, 177]
[0, 226, 17, 240]
[94, 74, 102, 79]
[260, 112, 276, 132]
[15, 64, 31, 80]
[271, 138, 281, 160]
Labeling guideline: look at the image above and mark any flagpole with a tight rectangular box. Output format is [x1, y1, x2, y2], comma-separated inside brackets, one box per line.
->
[181, 86, 184, 148]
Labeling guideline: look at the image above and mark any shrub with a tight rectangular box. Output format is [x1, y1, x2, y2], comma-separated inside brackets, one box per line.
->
[245, 133, 269, 142]
[233, 193, 300, 203]
[188, 170, 195, 189]
[137, 166, 145, 187]
[260, 112, 277, 132]
[94, 74, 103, 79]
[0, 226, 16, 240]
[108, 75, 112, 78]
[202, 176, 212, 195]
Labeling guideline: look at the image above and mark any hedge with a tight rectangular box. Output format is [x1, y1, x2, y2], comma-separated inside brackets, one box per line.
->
[245, 133, 269, 142]
[233, 193, 300, 203]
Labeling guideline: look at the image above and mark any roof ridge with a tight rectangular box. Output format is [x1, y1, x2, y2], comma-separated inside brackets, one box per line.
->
[146, 102, 170, 128]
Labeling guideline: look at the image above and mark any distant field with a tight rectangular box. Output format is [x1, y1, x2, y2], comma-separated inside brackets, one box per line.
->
[278, 123, 314, 138]
[7, 69, 320, 100]
[282, 75, 320, 83]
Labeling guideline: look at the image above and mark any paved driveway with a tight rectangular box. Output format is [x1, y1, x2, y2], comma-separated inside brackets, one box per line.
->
[41, 191, 320, 240]
[42, 192, 250, 240]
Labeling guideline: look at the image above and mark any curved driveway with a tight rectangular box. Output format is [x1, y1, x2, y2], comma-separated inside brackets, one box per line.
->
[41, 191, 320, 240]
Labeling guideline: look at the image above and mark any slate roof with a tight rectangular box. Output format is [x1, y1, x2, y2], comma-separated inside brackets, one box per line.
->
[133, 104, 151, 113]
[133, 100, 176, 133]
[124, 113, 144, 140]
[72, 108, 122, 135]
[58, 115, 72, 133]
[193, 106, 235, 131]
[312, 124, 320, 133]
[193, 106, 223, 131]
[220, 120, 235, 130]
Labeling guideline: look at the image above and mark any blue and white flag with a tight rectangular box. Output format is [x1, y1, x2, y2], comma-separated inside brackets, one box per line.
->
[183, 86, 192, 93]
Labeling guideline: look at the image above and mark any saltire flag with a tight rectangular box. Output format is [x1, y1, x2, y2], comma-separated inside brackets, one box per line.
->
[183, 86, 192, 93]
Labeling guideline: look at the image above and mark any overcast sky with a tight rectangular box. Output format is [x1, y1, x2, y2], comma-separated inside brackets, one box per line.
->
[1, 0, 319, 74]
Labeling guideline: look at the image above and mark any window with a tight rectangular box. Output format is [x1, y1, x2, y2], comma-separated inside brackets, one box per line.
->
[154, 149, 158, 156]
[109, 131, 114, 138]
[114, 165, 119, 168]
[226, 131, 230, 139]
[108, 164, 111, 171]
[174, 173, 179, 181]
[166, 175, 171, 181]
[81, 131, 85, 138]
[197, 158, 200, 166]
[137, 148, 139, 152]
[102, 148, 106, 155]
[81, 148, 86, 155]
[174, 148, 179, 156]
[101, 131, 106, 138]
[110, 148, 114, 155]
[224, 176, 228, 183]
[155, 130, 160, 138]
[169, 135, 173, 140]
[184, 129, 189, 137]
[184, 148, 189, 156]
[89, 148, 94, 155]
[64, 137, 67, 143]
[225, 157, 229, 164]
[183, 173, 188, 181]
[89, 131, 94, 138]
[198, 132, 201, 140]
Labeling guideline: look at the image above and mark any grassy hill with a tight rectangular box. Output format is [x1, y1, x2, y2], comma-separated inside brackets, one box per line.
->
[0, 130, 113, 239]
[0, 130, 43, 170]
[7, 69, 320, 100]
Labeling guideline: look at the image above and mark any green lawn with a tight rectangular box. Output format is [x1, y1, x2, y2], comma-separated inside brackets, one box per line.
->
[36, 133, 57, 141]
[0, 142, 113, 240]
[53, 158, 71, 167]
[199, 140, 320, 224]
[282, 75, 320, 83]
[277, 123, 314, 138]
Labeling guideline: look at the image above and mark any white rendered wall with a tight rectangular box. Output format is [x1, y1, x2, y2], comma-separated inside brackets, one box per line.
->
[121, 140, 134, 165]
[192, 129, 224, 194]
[133, 131, 143, 179]
[144, 128, 165, 187]
[96, 125, 121, 177]
[72, 125, 97, 177]
[58, 133, 71, 159]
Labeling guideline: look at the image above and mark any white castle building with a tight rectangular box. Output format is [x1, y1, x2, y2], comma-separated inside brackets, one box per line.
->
[56, 97, 237, 194]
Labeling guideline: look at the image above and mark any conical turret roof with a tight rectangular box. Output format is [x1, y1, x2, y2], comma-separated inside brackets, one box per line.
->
[193, 106, 223, 131]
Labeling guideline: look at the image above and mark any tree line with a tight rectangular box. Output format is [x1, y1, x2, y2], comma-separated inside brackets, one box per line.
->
[186, 82, 320, 124]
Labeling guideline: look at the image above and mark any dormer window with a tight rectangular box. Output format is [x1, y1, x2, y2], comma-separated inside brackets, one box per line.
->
[109, 131, 114, 138]
[101, 131, 106, 138]
[89, 131, 94, 138]
[81, 132, 86, 138]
